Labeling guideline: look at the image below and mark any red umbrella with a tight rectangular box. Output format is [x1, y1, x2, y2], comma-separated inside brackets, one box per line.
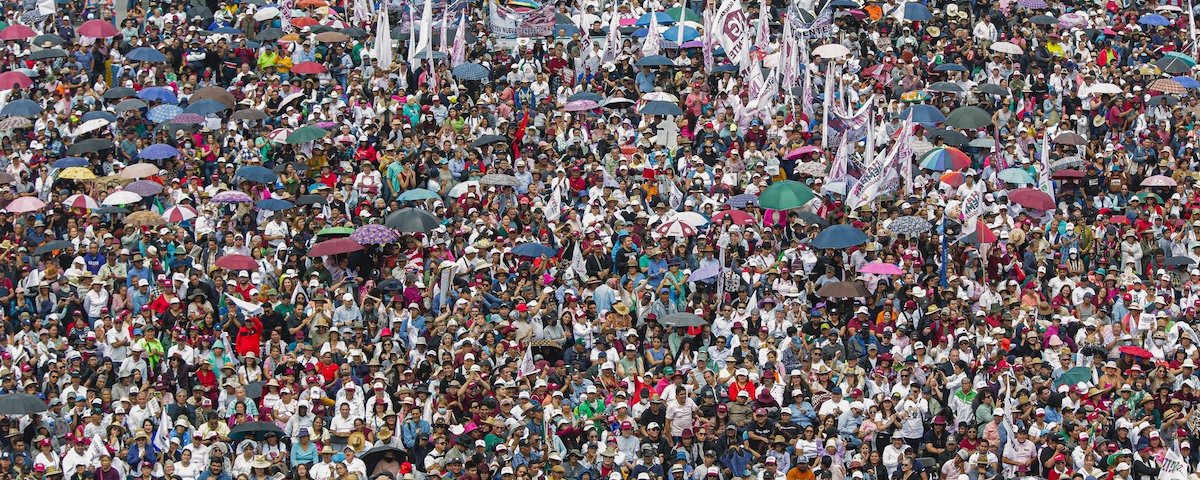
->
[1009, 188, 1056, 210]
[1050, 169, 1084, 180]
[290, 17, 319, 28]
[78, 20, 120, 38]
[291, 62, 327, 75]
[0, 71, 32, 90]
[0, 25, 35, 40]
[307, 237, 364, 257]
[215, 254, 259, 271]
[711, 209, 756, 226]
[1119, 346, 1153, 359]
[1109, 215, 1130, 224]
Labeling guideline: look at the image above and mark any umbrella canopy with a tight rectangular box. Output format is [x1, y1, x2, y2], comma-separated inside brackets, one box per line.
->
[1164, 256, 1196, 267]
[990, 41, 1024, 54]
[711, 210, 755, 226]
[0, 393, 46, 415]
[122, 211, 166, 228]
[1053, 366, 1093, 387]
[1142, 175, 1178, 187]
[396, 188, 441, 202]
[307, 237, 365, 257]
[162, 205, 198, 223]
[452, 62, 489, 81]
[919, 147, 972, 170]
[147, 104, 184, 123]
[759, 180, 815, 210]
[898, 2, 932, 20]
[123, 180, 164, 196]
[362, 447, 405, 476]
[1, 99, 41, 117]
[640, 101, 683, 116]
[816, 281, 871, 298]
[480, 174, 521, 187]
[859, 262, 904, 275]
[654, 220, 698, 238]
[350, 224, 400, 245]
[79, 19, 120, 37]
[811, 224, 869, 249]
[673, 212, 709, 227]
[120, 163, 160, 179]
[236, 166, 279, 183]
[52, 157, 87, 169]
[184, 99, 229, 115]
[470, 135, 508, 147]
[0, 25, 35, 40]
[138, 86, 179, 104]
[944, 106, 992, 128]
[1052, 132, 1087, 146]
[126, 47, 168, 62]
[216, 254, 260, 270]
[386, 208, 441, 232]
[998, 167, 1037, 184]
[62, 194, 100, 210]
[636, 54, 675, 67]
[512, 243, 559, 257]
[898, 104, 946, 124]
[0, 70, 32, 90]
[813, 43, 851, 59]
[286, 126, 329, 144]
[1009, 188, 1056, 210]
[1051, 169, 1085, 180]
[256, 199, 295, 211]
[230, 109, 268, 121]
[229, 421, 287, 441]
[212, 191, 253, 203]
[32, 240, 73, 256]
[103, 191, 143, 205]
[660, 312, 706, 327]
[58, 167, 96, 180]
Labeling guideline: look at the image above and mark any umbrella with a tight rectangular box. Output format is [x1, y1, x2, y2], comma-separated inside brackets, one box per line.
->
[1138, 13, 1170, 26]
[123, 180, 164, 196]
[1051, 169, 1084, 180]
[192, 86, 237, 107]
[212, 191, 253, 203]
[759, 180, 815, 210]
[640, 101, 683, 116]
[673, 211, 709, 227]
[1050, 156, 1085, 171]
[660, 312, 706, 327]
[396, 188, 441, 202]
[123, 211, 165, 227]
[62, 194, 100, 210]
[816, 281, 871, 298]
[990, 41, 1023, 54]
[665, 6, 700, 21]
[926, 81, 964, 93]
[229, 422, 286, 441]
[350, 224, 400, 245]
[813, 43, 851, 59]
[0, 116, 30, 130]
[0, 24, 35, 40]
[975, 83, 1011, 96]
[32, 240, 73, 256]
[0, 71, 32, 90]
[58, 167, 96, 180]
[103, 87, 136, 100]
[795, 211, 830, 228]
[28, 48, 67, 60]
[1149, 78, 1188, 94]
[1009, 188, 1056, 210]
[316, 227, 355, 237]
[1017, 0, 1047, 7]
[31, 34, 65, 47]
[919, 147, 972, 170]
[1119, 346, 1154, 359]
[52, 157, 88, 169]
[564, 100, 600, 112]
[1030, 14, 1058, 25]
[386, 208, 441, 232]
[169, 113, 205, 125]
[81, 112, 117, 124]
[307, 238, 365, 257]
[75, 118, 110, 136]
[811, 224, 869, 249]
[0, 393, 45, 415]
[968, 138, 995, 149]
[184, 99, 229, 115]
[1, 99, 40, 117]
[120, 163, 160, 179]
[103, 191, 143, 205]
[711, 210, 755, 226]
[362, 446, 405, 476]
[139, 143, 180, 160]
[114, 98, 148, 113]
[291, 61, 327, 75]
[661, 25, 700, 42]
[314, 31, 351, 43]
[1136, 191, 1165, 204]
[898, 104, 946, 124]
[126, 47, 167, 63]
[137, 86, 179, 104]
[933, 63, 967, 72]
[451, 62, 489, 81]
[888, 216, 932, 235]
[939, 171, 965, 188]
[636, 54, 675, 67]
[898, 2, 932, 20]
[654, 220, 698, 238]
[1164, 256, 1196, 267]
[296, 194, 328, 206]
[1089, 83, 1123, 95]
[480, 174, 521, 187]
[1052, 132, 1087, 146]
[998, 168, 1036, 184]
[78, 19, 119, 37]
[379, 279, 404, 291]
[786, 146, 823, 160]
[162, 205, 198, 223]
[926, 129, 969, 147]
[859, 262, 903, 275]
[470, 134, 508, 147]
[216, 255, 260, 270]
[1175, 76, 1200, 89]
[230, 109, 267, 121]
[285, 126, 328, 145]
[236, 166, 279, 183]
[66, 138, 114, 155]
[635, 11, 674, 26]
[944, 106, 992, 129]
[726, 193, 759, 208]
[147, 104, 184, 123]
[256, 199, 295, 211]
[1142, 175, 1178, 187]
[568, 91, 604, 102]
[1053, 366, 1093, 387]
[512, 243, 559, 257]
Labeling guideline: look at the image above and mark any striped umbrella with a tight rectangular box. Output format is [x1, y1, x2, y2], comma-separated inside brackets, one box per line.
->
[654, 220, 697, 238]
[162, 205, 198, 223]
[62, 194, 99, 210]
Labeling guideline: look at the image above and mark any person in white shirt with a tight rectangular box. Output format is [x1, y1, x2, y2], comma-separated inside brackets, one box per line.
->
[973, 17, 998, 42]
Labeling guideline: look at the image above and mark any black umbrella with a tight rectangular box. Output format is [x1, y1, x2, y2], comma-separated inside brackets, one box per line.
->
[927, 128, 969, 147]
[470, 134, 508, 147]
[1157, 56, 1192, 74]
[379, 279, 404, 291]
[114, 98, 148, 113]
[257, 28, 284, 41]
[341, 27, 369, 38]
[188, 6, 214, 20]
[229, 421, 285, 441]
[1164, 256, 1196, 267]
[362, 446, 404, 476]
[794, 211, 830, 227]
[975, 83, 1010, 96]
[66, 138, 115, 155]
[386, 208, 441, 233]
[661, 312, 706, 327]
[0, 393, 46, 415]
[103, 87, 137, 100]
[31, 34, 65, 47]
[296, 194, 327, 206]
[29, 48, 67, 60]
[1030, 15, 1058, 25]
[32, 240, 73, 256]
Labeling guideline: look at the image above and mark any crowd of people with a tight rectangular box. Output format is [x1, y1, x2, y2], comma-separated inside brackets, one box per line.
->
[1, 0, 1199, 480]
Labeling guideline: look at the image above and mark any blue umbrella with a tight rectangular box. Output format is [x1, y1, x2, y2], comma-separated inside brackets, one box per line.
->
[1174, 76, 1200, 89]
[235, 165, 278, 184]
[126, 47, 167, 63]
[640, 101, 683, 116]
[830, 0, 859, 6]
[147, 105, 183, 123]
[630, 27, 649, 38]
[635, 11, 674, 26]
[898, 104, 945, 124]
[256, 198, 295, 211]
[726, 193, 758, 208]
[138, 143, 180, 160]
[1, 99, 41, 117]
[568, 91, 604, 102]
[712, 64, 738, 73]
[512, 243, 558, 258]
[636, 54, 675, 67]
[184, 99, 229, 115]
[210, 26, 242, 34]
[810, 224, 869, 249]
[451, 62, 489, 81]
[80, 111, 116, 123]
[1138, 13, 1170, 26]
[661, 25, 700, 42]
[933, 63, 967, 72]
[137, 86, 178, 104]
[396, 188, 441, 202]
[52, 157, 87, 168]
[900, 3, 932, 21]
[998, 167, 1036, 184]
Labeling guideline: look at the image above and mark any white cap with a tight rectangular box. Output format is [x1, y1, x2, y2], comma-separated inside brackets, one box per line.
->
[1117, 463, 1131, 471]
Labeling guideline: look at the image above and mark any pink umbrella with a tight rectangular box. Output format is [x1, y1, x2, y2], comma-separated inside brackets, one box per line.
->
[786, 145, 822, 160]
[0, 25, 35, 41]
[860, 262, 904, 275]
[5, 196, 45, 213]
[1141, 175, 1177, 187]
[0, 71, 32, 90]
[563, 99, 600, 112]
[78, 20, 119, 38]
[711, 209, 756, 226]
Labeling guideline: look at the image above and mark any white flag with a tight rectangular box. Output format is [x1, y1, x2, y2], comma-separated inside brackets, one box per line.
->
[714, 0, 750, 68]
[438, 5, 449, 61]
[407, 6, 418, 62]
[36, 0, 55, 16]
[702, 5, 715, 71]
[414, 0, 434, 59]
[1038, 128, 1055, 200]
[224, 293, 264, 316]
[153, 406, 172, 451]
[601, 1, 622, 63]
[577, 4, 593, 73]
[960, 189, 984, 236]
[570, 242, 587, 279]
[450, 13, 466, 67]
[374, 3, 394, 71]
[642, 9, 662, 56]
[517, 344, 538, 377]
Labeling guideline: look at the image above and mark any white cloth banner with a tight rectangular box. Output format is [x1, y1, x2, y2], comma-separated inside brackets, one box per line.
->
[714, 0, 751, 68]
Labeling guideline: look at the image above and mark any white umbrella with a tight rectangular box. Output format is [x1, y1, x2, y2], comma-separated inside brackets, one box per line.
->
[673, 211, 709, 227]
[279, 92, 306, 110]
[1090, 82, 1122, 95]
[75, 118, 110, 136]
[1157, 5, 1183, 11]
[268, 128, 293, 144]
[448, 181, 480, 198]
[642, 92, 678, 102]
[254, 7, 280, 20]
[813, 43, 850, 59]
[654, 220, 698, 238]
[102, 190, 143, 205]
[990, 41, 1023, 55]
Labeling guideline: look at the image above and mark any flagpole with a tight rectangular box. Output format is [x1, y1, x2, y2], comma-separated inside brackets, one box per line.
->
[820, 60, 836, 148]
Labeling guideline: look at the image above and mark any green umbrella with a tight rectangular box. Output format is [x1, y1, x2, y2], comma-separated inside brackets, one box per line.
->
[1135, 191, 1164, 204]
[944, 106, 992, 129]
[758, 180, 815, 210]
[286, 125, 329, 144]
[316, 226, 355, 236]
[1052, 366, 1091, 387]
[1165, 51, 1197, 67]
[665, 6, 700, 22]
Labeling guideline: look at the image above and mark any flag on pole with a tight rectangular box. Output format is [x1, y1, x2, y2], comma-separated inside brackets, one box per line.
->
[450, 14, 466, 67]
[36, 0, 55, 16]
[820, 63, 837, 147]
[1191, 0, 1198, 58]
[702, 5, 715, 71]
[714, 0, 750, 68]
[863, 106, 876, 167]
[438, 3, 449, 63]
[601, 1, 622, 63]
[374, 3, 394, 70]
[570, 242, 587, 279]
[407, 6, 418, 62]
[755, 0, 769, 52]
[517, 344, 538, 377]
[577, 3, 593, 73]
[896, 112, 915, 195]
[1038, 128, 1055, 199]
[643, 8, 662, 56]
[224, 293, 264, 316]
[414, 0, 434, 59]
[828, 132, 850, 183]
[153, 404, 172, 451]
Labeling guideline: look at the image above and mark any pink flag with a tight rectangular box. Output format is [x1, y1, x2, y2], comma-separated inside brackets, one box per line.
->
[438, 4, 449, 63]
[450, 14, 466, 66]
[702, 6, 714, 71]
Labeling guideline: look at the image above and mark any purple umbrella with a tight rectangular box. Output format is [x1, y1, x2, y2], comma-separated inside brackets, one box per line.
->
[563, 99, 600, 112]
[1059, 12, 1088, 28]
[1017, 0, 1047, 8]
[169, 113, 206, 125]
[316, 121, 338, 129]
[212, 191, 253, 203]
[138, 143, 180, 160]
[349, 224, 400, 245]
[123, 180, 164, 196]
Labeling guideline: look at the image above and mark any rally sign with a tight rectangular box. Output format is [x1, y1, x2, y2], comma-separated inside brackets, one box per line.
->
[489, 0, 556, 38]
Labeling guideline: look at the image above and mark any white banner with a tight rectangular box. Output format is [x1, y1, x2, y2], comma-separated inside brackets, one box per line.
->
[714, 0, 751, 68]
[489, 0, 555, 38]
[961, 189, 984, 236]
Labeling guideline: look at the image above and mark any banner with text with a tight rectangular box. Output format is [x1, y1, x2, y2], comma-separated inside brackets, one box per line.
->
[489, 0, 556, 38]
